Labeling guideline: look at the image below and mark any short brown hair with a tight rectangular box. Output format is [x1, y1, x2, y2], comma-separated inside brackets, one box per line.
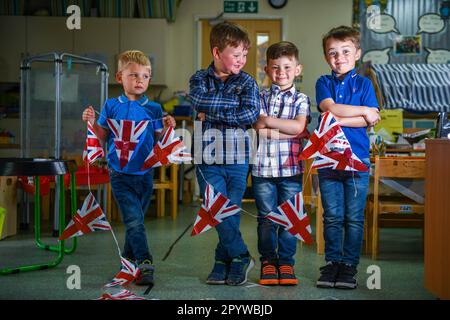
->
[322, 26, 360, 55]
[266, 41, 300, 64]
[210, 21, 251, 52]
[117, 50, 151, 72]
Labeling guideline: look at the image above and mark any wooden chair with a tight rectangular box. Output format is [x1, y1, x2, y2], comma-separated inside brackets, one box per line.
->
[366, 156, 425, 259]
[302, 159, 324, 254]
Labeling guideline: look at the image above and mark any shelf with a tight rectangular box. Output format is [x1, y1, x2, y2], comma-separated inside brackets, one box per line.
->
[0, 144, 20, 149]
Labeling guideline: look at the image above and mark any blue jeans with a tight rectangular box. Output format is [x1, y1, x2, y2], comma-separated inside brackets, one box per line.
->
[252, 174, 302, 266]
[318, 159, 370, 266]
[196, 163, 249, 261]
[109, 169, 154, 264]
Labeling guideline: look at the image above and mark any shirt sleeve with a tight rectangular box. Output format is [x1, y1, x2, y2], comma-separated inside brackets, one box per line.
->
[97, 100, 110, 129]
[204, 78, 261, 126]
[189, 71, 239, 113]
[295, 94, 311, 117]
[315, 76, 332, 112]
[361, 78, 379, 109]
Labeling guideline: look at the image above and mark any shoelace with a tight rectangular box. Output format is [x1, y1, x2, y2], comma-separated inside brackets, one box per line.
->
[262, 264, 277, 275]
[279, 265, 294, 275]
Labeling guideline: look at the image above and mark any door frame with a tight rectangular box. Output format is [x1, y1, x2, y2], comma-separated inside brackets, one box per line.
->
[194, 14, 285, 71]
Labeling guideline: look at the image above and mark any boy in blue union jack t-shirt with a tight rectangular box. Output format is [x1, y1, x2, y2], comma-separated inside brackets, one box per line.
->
[82, 50, 175, 286]
[315, 26, 380, 290]
[189, 21, 260, 286]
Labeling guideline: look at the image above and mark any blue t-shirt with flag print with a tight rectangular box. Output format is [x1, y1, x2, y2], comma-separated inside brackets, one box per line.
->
[98, 94, 164, 175]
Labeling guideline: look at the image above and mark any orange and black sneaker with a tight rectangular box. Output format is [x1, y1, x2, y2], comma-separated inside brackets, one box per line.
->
[278, 265, 298, 286]
[259, 261, 279, 286]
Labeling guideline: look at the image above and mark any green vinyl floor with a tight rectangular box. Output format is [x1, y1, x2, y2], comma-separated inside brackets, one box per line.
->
[0, 202, 434, 300]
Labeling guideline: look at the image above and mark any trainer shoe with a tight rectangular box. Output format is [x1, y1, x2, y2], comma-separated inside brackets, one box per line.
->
[278, 264, 298, 286]
[259, 261, 279, 286]
[316, 261, 340, 288]
[335, 263, 358, 289]
[206, 260, 229, 284]
[135, 259, 154, 286]
[226, 254, 255, 286]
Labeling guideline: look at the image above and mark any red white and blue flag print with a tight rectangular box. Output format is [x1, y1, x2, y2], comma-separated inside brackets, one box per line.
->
[267, 192, 313, 244]
[82, 122, 104, 164]
[107, 119, 149, 169]
[299, 112, 368, 172]
[59, 192, 111, 241]
[104, 256, 140, 288]
[191, 184, 241, 236]
[142, 126, 192, 170]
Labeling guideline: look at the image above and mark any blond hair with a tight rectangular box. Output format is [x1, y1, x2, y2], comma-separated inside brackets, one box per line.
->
[117, 50, 151, 72]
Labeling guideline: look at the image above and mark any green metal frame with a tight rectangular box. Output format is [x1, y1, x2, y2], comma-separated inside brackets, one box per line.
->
[0, 173, 77, 275]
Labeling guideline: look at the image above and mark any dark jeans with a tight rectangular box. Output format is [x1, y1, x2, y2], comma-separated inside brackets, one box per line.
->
[109, 169, 154, 264]
[196, 163, 249, 261]
[318, 159, 370, 266]
[252, 174, 302, 266]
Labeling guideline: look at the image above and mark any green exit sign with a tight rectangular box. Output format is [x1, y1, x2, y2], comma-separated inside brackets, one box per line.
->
[224, 1, 258, 14]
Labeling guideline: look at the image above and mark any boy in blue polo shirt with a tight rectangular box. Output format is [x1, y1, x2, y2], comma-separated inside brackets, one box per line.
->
[189, 21, 260, 286]
[82, 50, 175, 286]
[315, 26, 380, 289]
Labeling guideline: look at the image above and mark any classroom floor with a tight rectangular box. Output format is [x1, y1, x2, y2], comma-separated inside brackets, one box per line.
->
[0, 202, 434, 300]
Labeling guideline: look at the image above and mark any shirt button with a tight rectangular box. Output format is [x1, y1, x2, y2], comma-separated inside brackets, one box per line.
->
[341, 82, 345, 85]
[339, 95, 343, 98]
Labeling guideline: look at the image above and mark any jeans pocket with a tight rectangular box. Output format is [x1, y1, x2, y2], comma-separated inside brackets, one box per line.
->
[108, 168, 120, 178]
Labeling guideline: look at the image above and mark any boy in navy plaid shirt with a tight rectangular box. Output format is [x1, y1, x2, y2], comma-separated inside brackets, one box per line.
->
[252, 41, 310, 286]
[189, 21, 260, 286]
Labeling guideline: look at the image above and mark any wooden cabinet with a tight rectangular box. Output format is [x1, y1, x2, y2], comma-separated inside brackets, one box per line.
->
[27, 17, 74, 56]
[424, 139, 450, 300]
[0, 16, 26, 82]
[119, 18, 167, 85]
[73, 18, 120, 84]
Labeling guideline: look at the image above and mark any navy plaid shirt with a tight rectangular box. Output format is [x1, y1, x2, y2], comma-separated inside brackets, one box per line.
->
[189, 63, 260, 164]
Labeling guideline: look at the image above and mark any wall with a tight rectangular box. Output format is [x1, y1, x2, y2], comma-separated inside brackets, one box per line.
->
[165, 0, 353, 105]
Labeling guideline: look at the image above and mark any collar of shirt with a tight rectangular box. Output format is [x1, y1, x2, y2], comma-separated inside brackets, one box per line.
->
[270, 83, 296, 97]
[118, 94, 149, 106]
[331, 68, 358, 83]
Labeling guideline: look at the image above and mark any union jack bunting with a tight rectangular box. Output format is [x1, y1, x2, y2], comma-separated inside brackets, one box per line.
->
[267, 192, 313, 244]
[299, 112, 368, 172]
[299, 111, 342, 160]
[104, 257, 140, 288]
[142, 126, 192, 170]
[59, 192, 111, 241]
[191, 184, 241, 236]
[107, 119, 149, 169]
[82, 122, 104, 164]
[97, 288, 146, 300]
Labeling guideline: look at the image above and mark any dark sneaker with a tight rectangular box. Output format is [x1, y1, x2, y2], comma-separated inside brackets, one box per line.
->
[259, 261, 279, 286]
[135, 259, 154, 286]
[226, 255, 255, 286]
[206, 260, 229, 285]
[335, 263, 358, 289]
[316, 261, 340, 288]
[278, 265, 298, 286]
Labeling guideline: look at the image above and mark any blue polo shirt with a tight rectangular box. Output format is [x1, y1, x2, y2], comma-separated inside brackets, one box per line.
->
[98, 94, 164, 175]
[316, 68, 379, 160]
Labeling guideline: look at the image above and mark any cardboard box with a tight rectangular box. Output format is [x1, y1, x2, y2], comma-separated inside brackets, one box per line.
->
[0, 177, 17, 240]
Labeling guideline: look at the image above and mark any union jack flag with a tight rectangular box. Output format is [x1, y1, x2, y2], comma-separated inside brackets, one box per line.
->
[299, 112, 342, 160]
[267, 192, 313, 244]
[59, 192, 111, 241]
[82, 122, 104, 164]
[107, 119, 149, 169]
[104, 257, 140, 288]
[191, 184, 241, 236]
[96, 288, 146, 300]
[142, 126, 192, 170]
[299, 112, 368, 172]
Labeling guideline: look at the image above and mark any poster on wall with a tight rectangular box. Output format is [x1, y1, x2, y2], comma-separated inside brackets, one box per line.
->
[393, 35, 422, 56]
